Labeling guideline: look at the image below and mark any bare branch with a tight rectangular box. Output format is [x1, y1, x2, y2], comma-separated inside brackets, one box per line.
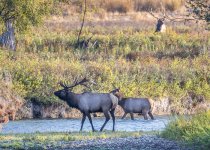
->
[76, 0, 87, 47]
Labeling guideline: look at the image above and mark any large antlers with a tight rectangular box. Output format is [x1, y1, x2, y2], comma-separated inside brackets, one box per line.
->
[149, 8, 197, 23]
[59, 77, 96, 90]
[149, 9, 160, 20]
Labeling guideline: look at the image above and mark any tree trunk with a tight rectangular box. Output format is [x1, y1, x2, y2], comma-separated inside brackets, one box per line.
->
[0, 20, 16, 51]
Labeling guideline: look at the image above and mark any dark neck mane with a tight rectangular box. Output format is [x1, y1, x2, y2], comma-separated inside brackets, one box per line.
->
[66, 92, 79, 108]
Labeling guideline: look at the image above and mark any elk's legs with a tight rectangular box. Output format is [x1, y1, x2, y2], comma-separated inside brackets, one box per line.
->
[148, 111, 154, 120]
[130, 113, 134, 120]
[100, 111, 110, 131]
[110, 109, 115, 131]
[121, 112, 128, 119]
[80, 113, 86, 131]
[87, 113, 96, 132]
[142, 109, 148, 120]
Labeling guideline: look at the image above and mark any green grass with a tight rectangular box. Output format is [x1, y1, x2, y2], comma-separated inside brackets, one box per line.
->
[0, 27, 210, 111]
[161, 111, 210, 150]
[0, 131, 142, 149]
[0, 24, 209, 111]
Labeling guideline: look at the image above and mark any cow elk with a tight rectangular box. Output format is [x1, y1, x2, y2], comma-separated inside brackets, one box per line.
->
[111, 88, 154, 120]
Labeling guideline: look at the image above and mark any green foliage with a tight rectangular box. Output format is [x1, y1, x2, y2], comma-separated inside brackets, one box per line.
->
[0, 26, 209, 107]
[162, 111, 210, 150]
[0, 0, 52, 33]
[17, 28, 207, 54]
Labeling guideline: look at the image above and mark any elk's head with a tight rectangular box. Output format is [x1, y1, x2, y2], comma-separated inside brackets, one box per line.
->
[149, 8, 167, 33]
[54, 78, 92, 101]
[157, 18, 165, 25]
[54, 82, 71, 101]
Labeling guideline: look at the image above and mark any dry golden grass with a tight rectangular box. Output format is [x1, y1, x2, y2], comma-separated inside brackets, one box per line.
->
[105, 0, 133, 13]
[133, 0, 185, 12]
[84, 0, 185, 13]
[54, 0, 186, 16]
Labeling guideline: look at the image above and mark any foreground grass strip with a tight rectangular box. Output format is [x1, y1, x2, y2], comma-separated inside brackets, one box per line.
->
[161, 111, 210, 150]
[0, 131, 143, 149]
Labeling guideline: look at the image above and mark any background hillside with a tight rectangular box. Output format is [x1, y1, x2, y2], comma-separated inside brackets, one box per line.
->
[0, 0, 209, 120]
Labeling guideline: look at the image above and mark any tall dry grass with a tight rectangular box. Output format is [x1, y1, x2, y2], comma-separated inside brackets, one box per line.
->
[54, 0, 186, 15]
[133, 0, 185, 12]
[65, 0, 186, 13]
[104, 0, 133, 13]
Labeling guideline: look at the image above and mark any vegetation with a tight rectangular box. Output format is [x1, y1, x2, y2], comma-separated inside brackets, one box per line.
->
[0, 25, 209, 108]
[0, 131, 142, 149]
[0, 81, 22, 124]
[0, 0, 53, 50]
[0, 0, 52, 33]
[186, 0, 210, 23]
[66, 0, 186, 13]
[0, 0, 209, 110]
[162, 111, 210, 150]
[0, 1, 209, 149]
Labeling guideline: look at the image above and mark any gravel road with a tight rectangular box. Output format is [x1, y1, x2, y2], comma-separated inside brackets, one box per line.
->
[51, 135, 192, 150]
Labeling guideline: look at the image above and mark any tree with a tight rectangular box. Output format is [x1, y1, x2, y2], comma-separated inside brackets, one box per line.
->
[186, 0, 210, 23]
[0, 0, 52, 50]
[76, 0, 87, 48]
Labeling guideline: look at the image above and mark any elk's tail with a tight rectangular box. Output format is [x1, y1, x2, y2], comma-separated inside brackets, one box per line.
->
[148, 98, 154, 112]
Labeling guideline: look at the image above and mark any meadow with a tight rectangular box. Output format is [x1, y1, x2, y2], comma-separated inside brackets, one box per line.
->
[0, 24, 209, 114]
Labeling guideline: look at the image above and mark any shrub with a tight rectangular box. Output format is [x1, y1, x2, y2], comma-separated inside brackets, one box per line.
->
[161, 111, 210, 150]
[0, 25, 209, 109]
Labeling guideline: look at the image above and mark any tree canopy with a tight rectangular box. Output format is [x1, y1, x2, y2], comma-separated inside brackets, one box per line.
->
[0, 0, 52, 33]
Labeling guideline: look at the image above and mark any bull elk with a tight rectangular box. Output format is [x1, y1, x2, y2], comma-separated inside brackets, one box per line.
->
[54, 78, 118, 132]
[149, 7, 198, 33]
[149, 9, 167, 33]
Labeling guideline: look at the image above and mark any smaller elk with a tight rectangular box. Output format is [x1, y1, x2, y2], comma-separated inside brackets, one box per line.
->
[54, 78, 118, 132]
[111, 89, 154, 120]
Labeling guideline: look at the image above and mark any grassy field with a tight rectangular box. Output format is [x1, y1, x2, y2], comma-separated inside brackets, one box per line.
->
[0, 131, 142, 149]
[161, 110, 210, 150]
[1, 26, 209, 108]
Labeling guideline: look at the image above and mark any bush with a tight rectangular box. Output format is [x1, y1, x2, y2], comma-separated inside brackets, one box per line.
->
[161, 111, 210, 150]
[0, 26, 209, 109]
